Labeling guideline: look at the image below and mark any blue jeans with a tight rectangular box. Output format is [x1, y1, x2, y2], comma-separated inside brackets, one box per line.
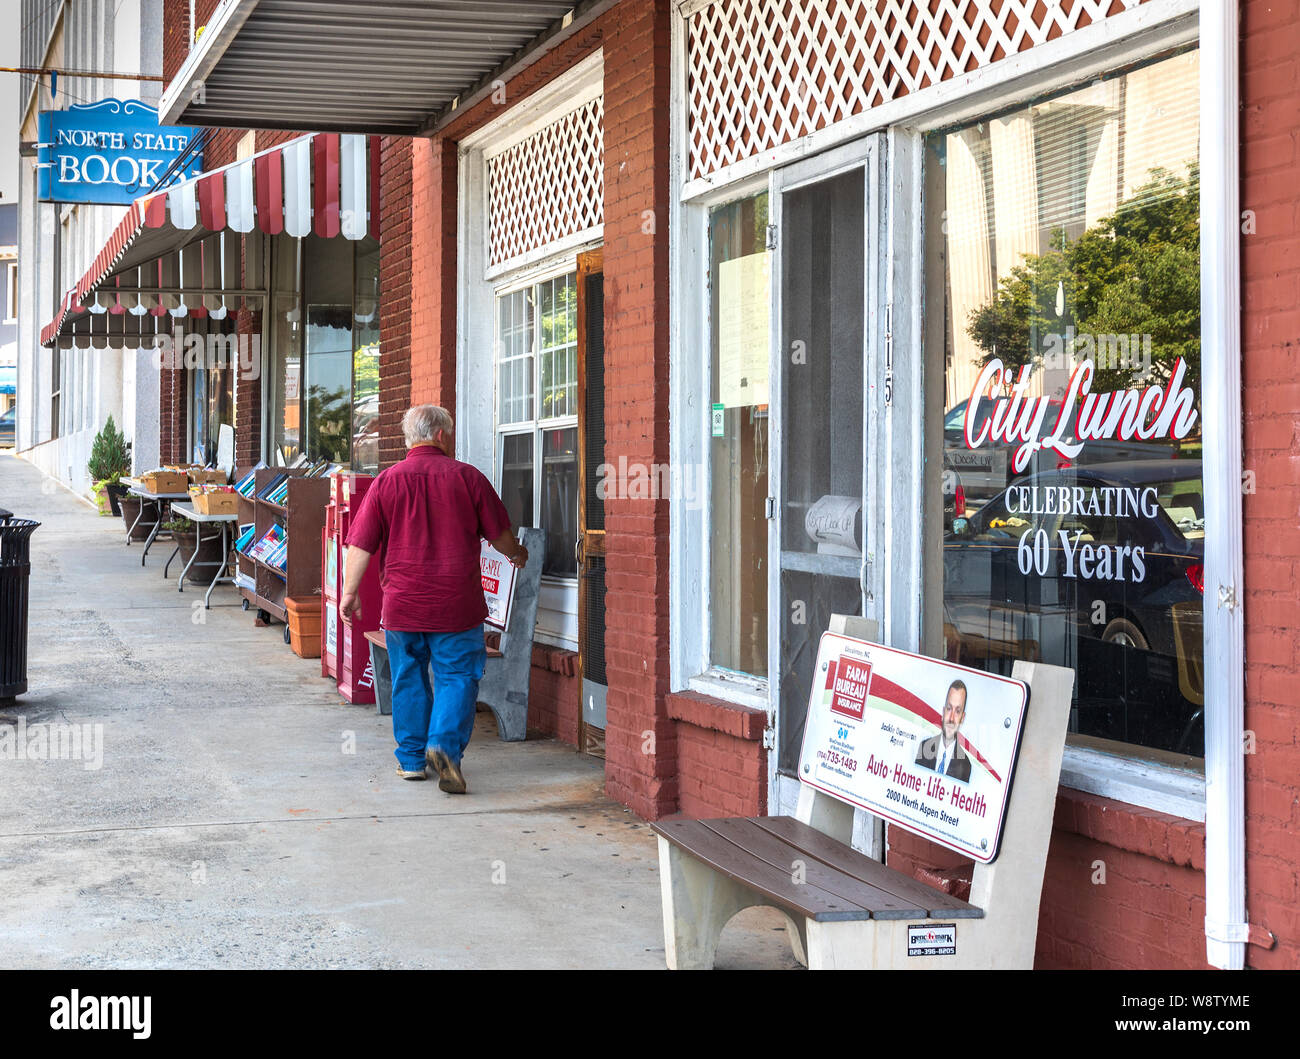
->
[385, 626, 487, 772]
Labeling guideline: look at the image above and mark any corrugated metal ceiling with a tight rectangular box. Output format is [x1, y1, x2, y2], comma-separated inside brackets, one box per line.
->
[163, 0, 587, 134]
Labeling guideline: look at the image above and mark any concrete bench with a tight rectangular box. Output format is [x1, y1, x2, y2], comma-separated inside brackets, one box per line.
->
[366, 527, 545, 742]
[651, 614, 1073, 969]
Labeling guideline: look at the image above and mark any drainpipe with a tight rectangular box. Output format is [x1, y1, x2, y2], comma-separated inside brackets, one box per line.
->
[1200, 0, 1247, 971]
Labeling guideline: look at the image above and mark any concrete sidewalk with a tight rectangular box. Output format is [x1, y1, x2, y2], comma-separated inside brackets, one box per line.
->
[0, 454, 798, 969]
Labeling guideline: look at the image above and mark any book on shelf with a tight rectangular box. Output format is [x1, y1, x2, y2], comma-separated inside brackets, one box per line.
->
[234, 524, 257, 553]
[266, 540, 289, 570]
[256, 473, 289, 501]
[305, 460, 341, 478]
[233, 464, 265, 498]
[249, 525, 287, 563]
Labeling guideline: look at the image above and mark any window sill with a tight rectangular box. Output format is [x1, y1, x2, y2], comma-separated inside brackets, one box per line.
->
[686, 671, 768, 712]
[531, 627, 577, 653]
[1059, 743, 1205, 823]
[667, 689, 767, 742]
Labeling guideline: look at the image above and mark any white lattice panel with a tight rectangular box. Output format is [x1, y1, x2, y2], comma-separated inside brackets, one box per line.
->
[687, 0, 1147, 181]
[487, 96, 604, 268]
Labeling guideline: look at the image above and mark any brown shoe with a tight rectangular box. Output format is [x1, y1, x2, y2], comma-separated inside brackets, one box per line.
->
[425, 747, 467, 794]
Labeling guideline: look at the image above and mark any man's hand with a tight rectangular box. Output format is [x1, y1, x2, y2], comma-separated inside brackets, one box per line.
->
[340, 589, 361, 622]
[340, 545, 373, 624]
[488, 529, 528, 570]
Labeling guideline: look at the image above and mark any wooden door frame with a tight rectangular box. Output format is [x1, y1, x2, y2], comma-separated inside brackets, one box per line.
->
[576, 247, 605, 756]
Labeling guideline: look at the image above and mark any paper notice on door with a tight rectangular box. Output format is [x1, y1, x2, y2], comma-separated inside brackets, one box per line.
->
[718, 251, 771, 408]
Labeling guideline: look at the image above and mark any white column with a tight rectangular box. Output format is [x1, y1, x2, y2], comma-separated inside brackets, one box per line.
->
[1200, 0, 1246, 972]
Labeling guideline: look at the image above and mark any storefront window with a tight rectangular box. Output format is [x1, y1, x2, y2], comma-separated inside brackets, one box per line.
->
[494, 270, 578, 578]
[189, 342, 234, 466]
[303, 235, 354, 464]
[267, 233, 381, 468]
[191, 365, 206, 463]
[709, 193, 769, 678]
[928, 50, 1203, 762]
[268, 235, 302, 464]
[352, 241, 380, 475]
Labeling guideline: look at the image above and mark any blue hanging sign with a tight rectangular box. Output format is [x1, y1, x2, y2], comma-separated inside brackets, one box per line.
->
[37, 99, 202, 205]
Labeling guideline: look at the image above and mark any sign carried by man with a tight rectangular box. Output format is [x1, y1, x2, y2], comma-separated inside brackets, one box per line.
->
[480, 540, 518, 630]
[800, 633, 1029, 863]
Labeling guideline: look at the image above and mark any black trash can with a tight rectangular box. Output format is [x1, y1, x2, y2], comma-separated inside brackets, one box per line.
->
[0, 512, 40, 701]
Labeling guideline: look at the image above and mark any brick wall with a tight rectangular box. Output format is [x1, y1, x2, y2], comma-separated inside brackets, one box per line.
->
[379, 136, 413, 470]
[597, 0, 677, 820]
[408, 139, 458, 411]
[164, 0, 222, 83]
[1240, 0, 1300, 972]
[233, 307, 261, 466]
[668, 692, 767, 818]
[158, 353, 186, 465]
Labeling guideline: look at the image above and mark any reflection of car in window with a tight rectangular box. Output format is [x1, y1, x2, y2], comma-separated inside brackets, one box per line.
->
[944, 460, 1204, 755]
[942, 397, 1191, 519]
[0, 406, 14, 448]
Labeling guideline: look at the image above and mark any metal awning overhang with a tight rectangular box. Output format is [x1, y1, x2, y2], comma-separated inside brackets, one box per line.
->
[159, 0, 617, 136]
[43, 132, 377, 350]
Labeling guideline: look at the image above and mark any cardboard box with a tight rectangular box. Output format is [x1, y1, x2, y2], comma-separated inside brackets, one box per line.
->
[190, 469, 229, 485]
[193, 491, 239, 516]
[140, 470, 189, 494]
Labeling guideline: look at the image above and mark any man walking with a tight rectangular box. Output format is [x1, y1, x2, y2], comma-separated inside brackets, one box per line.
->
[340, 404, 527, 793]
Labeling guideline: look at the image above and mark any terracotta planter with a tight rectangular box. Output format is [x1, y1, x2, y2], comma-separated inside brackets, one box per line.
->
[92, 484, 113, 516]
[117, 495, 154, 541]
[285, 596, 323, 659]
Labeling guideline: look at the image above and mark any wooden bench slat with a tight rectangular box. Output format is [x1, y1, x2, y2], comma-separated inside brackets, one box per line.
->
[651, 819, 874, 923]
[753, 816, 984, 919]
[699, 818, 927, 921]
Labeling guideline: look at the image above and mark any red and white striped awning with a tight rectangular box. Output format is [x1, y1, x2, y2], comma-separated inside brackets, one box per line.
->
[42, 132, 378, 349]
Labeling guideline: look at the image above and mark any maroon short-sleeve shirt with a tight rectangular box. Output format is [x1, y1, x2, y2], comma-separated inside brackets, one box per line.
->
[345, 445, 512, 632]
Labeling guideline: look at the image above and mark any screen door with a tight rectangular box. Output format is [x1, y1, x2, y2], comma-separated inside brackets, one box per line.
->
[768, 137, 884, 815]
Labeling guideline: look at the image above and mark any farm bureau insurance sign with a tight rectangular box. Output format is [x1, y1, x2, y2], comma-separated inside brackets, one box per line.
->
[38, 99, 201, 205]
[800, 633, 1028, 863]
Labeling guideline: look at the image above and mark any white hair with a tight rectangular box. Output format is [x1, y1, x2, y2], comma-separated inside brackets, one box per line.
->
[402, 404, 454, 447]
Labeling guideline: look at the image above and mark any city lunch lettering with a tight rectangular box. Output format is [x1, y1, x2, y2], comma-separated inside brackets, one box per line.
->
[964, 356, 1199, 473]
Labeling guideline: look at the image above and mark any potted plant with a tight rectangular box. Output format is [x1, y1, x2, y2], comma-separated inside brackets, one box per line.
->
[87, 415, 131, 517]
